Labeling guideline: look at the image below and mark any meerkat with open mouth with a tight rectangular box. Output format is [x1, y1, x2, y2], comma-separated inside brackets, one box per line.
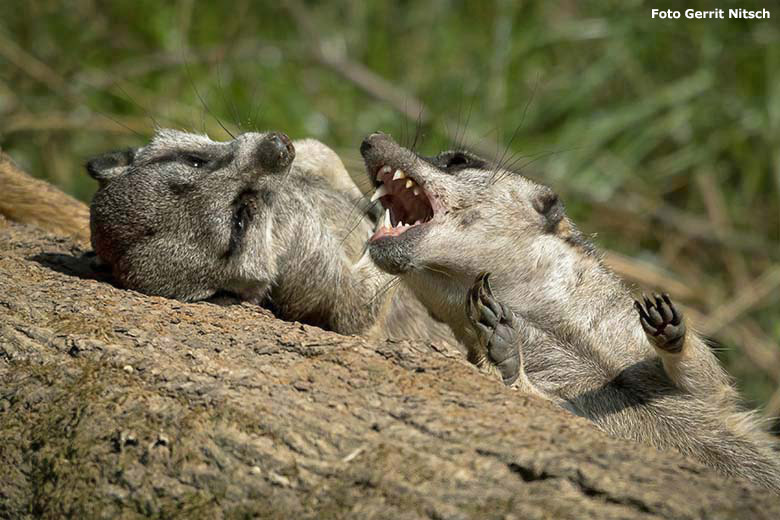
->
[360, 131, 780, 491]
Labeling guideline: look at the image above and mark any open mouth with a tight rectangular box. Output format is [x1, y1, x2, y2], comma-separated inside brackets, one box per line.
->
[369, 164, 435, 241]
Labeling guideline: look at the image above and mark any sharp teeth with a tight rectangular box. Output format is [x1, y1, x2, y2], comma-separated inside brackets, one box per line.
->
[413, 187, 420, 196]
[405, 179, 414, 189]
[398, 220, 405, 228]
[384, 209, 392, 229]
[370, 184, 388, 202]
[393, 169, 406, 181]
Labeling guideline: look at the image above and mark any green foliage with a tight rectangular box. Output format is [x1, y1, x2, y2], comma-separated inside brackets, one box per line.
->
[1, 0, 778, 408]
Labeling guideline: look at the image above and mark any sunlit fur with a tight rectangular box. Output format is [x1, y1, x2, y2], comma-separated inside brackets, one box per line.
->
[89, 129, 455, 344]
[362, 132, 780, 491]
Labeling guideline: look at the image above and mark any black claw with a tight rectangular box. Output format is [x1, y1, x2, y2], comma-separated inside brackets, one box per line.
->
[647, 304, 663, 324]
[634, 300, 643, 315]
[656, 295, 673, 323]
[635, 291, 687, 353]
[664, 294, 681, 325]
[639, 314, 654, 336]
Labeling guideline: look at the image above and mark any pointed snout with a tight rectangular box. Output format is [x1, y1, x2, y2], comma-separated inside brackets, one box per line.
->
[360, 132, 392, 158]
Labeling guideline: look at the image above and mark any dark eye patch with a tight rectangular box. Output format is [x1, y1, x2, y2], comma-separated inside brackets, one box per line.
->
[445, 153, 470, 168]
[428, 150, 488, 172]
[181, 153, 207, 169]
[147, 149, 234, 172]
[226, 190, 258, 257]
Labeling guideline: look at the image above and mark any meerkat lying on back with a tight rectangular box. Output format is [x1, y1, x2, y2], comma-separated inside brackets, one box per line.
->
[86, 128, 454, 345]
[359, 132, 780, 491]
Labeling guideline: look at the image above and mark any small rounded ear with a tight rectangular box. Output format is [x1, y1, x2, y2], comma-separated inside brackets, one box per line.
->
[532, 188, 564, 232]
[86, 148, 136, 184]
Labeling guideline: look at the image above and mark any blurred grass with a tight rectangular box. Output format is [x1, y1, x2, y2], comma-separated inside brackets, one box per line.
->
[1, 1, 779, 413]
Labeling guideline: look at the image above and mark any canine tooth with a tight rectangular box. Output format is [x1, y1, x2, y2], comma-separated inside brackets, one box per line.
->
[405, 179, 414, 189]
[384, 209, 391, 229]
[370, 184, 389, 202]
[393, 169, 406, 181]
[413, 187, 420, 196]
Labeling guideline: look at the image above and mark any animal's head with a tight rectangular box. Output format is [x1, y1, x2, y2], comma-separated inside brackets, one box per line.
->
[88, 128, 295, 301]
[360, 132, 590, 286]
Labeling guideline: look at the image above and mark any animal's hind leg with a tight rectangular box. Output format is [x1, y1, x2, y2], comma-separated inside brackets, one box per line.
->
[465, 272, 542, 397]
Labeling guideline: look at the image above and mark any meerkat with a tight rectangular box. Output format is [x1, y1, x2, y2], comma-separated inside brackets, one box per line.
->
[86, 128, 454, 344]
[359, 132, 780, 490]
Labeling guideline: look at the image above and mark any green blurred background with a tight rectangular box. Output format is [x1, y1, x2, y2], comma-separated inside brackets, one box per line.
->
[1, 1, 779, 420]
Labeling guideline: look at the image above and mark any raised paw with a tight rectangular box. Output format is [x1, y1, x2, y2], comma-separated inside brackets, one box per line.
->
[466, 272, 520, 386]
[634, 293, 686, 354]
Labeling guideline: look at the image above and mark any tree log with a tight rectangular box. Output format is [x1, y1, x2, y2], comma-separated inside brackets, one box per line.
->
[1, 222, 777, 518]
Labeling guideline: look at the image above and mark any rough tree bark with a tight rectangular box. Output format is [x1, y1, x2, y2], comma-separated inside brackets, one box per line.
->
[1, 220, 778, 519]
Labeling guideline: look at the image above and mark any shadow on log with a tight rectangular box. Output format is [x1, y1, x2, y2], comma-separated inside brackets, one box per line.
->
[1, 221, 778, 518]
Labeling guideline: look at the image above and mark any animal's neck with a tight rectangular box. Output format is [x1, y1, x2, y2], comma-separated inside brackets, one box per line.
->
[403, 239, 636, 354]
[500, 245, 635, 347]
[403, 269, 473, 341]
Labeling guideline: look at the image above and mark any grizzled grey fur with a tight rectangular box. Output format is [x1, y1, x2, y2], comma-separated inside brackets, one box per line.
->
[360, 132, 780, 491]
[88, 129, 454, 344]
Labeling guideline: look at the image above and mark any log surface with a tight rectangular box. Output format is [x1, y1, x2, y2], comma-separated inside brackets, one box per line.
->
[1, 222, 777, 519]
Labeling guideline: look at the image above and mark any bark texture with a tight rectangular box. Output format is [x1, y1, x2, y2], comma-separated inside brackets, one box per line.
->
[1, 221, 778, 519]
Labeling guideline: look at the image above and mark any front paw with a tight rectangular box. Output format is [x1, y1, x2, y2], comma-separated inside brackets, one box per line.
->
[634, 293, 686, 354]
[466, 272, 520, 386]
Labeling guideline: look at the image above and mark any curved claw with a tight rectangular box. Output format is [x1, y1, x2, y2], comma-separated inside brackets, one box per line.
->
[634, 292, 686, 354]
[466, 272, 522, 386]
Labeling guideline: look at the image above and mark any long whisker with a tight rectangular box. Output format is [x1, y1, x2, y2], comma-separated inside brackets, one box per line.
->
[422, 264, 453, 278]
[339, 194, 377, 248]
[217, 61, 243, 131]
[114, 83, 160, 130]
[92, 108, 146, 139]
[183, 59, 235, 139]
[490, 74, 541, 182]
[411, 104, 425, 153]
[492, 146, 579, 185]
[368, 276, 401, 305]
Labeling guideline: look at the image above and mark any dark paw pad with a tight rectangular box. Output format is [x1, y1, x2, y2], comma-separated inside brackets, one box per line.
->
[466, 272, 520, 386]
[634, 293, 686, 353]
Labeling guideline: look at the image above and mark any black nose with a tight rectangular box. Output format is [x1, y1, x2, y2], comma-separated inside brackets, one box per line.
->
[360, 132, 385, 156]
[360, 137, 373, 156]
[255, 132, 294, 172]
